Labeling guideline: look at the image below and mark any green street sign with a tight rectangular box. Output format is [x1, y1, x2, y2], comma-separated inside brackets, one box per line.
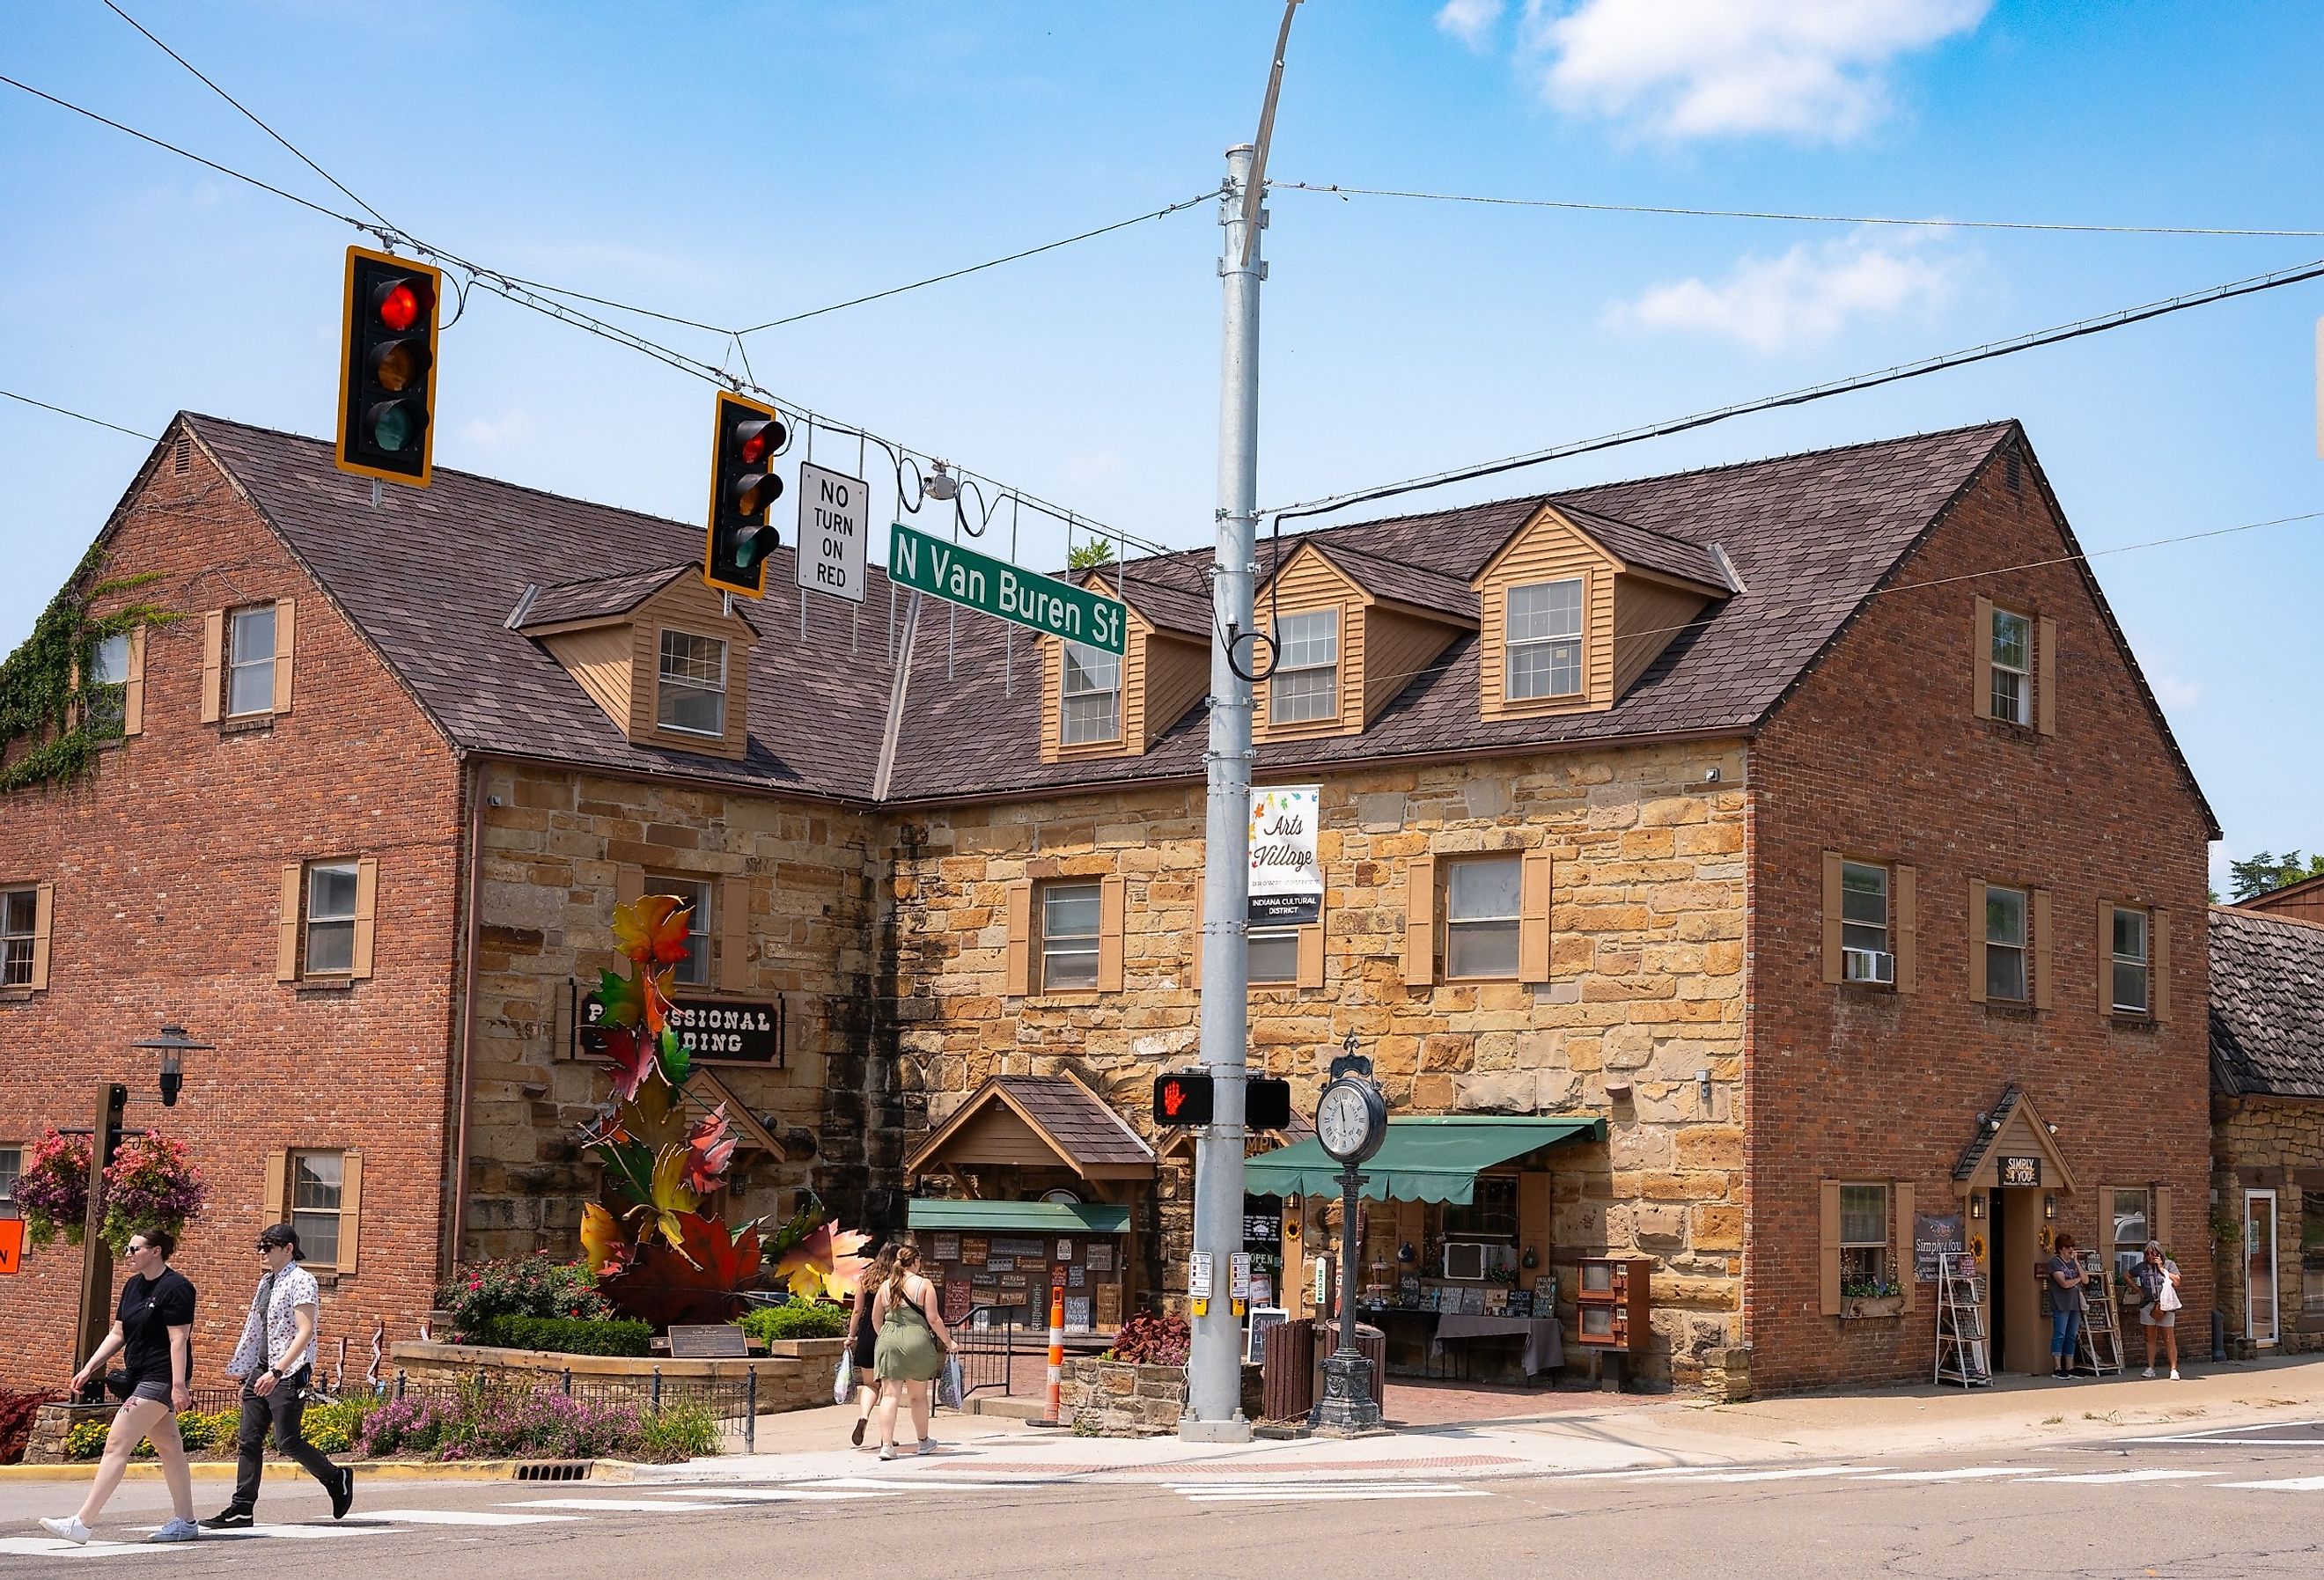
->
[887, 521, 1127, 655]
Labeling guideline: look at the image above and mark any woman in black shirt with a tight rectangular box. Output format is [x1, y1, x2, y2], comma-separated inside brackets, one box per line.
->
[38, 1228, 201, 1546]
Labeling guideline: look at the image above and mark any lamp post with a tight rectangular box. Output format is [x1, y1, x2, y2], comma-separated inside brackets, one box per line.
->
[71, 1025, 210, 1372]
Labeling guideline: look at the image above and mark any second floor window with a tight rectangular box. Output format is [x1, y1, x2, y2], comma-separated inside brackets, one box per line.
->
[1060, 642, 1121, 745]
[1271, 610, 1339, 724]
[1840, 861, 1889, 979]
[86, 633, 130, 737]
[305, 862, 359, 974]
[1445, 856, 1522, 979]
[657, 630, 727, 736]
[1989, 606, 2031, 724]
[2112, 905, 2151, 1015]
[1041, 881, 1102, 991]
[1984, 884, 2028, 1002]
[1, 888, 38, 988]
[290, 1150, 344, 1268]
[1506, 578, 1584, 700]
[647, 876, 713, 988]
[229, 606, 276, 717]
[1248, 925, 1300, 985]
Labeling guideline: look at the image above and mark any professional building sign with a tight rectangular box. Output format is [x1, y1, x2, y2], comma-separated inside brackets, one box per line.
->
[1248, 784, 1322, 925]
[580, 989, 782, 1065]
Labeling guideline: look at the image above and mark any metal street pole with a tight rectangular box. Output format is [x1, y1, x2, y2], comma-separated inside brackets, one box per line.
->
[1181, 138, 1265, 1442]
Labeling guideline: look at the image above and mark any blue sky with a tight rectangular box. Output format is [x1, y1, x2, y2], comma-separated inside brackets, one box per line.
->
[5, 2, 2320, 887]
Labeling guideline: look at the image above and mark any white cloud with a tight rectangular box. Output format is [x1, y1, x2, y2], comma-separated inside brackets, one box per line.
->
[1437, 0, 1506, 51]
[1521, 0, 1989, 141]
[2151, 672, 2202, 711]
[1612, 231, 1959, 353]
[461, 410, 534, 448]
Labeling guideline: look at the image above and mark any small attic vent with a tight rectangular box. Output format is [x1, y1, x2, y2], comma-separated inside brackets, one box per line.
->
[172, 435, 191, 475]
[2004, 447, 2021, 494]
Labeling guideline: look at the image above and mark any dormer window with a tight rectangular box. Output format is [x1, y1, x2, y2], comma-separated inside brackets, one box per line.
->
[1060, 641, 1122, 745]
[657, 630, 727, 736]
[1270, 609, 1339, 724]
[1506, 578, 1583, 700]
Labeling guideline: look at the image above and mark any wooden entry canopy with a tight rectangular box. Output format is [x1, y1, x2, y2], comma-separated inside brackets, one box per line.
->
[1951, 1084, 2078, 1196]
[906, 1072, 1157, 1186]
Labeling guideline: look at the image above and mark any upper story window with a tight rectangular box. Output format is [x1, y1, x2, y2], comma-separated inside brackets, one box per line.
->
[305, 861, 360, 975]
[290, 1150, 345, 1268]
[1060, 642, 1122, 745]
[1, 887, 40, 988]
[0, 1142, 20, 1220]
[1506, 578, 1584, 701]
[657, 630, 727, 736]
[1840, 861, 1892, 983]
[1984, 884, 2029, 1002]
[1270, 609, 1339, 724]
[647, 876, 714, 988]
[228, 605, 277, 717]
[1041, 881, 1102, 992]
[1989, 606, 2032, 725]
[2111, 905, 2151, 1015]
[86, 633, 130, 737]
[1247, 925, 1300, 986]
[1445, 856, 1522, 980]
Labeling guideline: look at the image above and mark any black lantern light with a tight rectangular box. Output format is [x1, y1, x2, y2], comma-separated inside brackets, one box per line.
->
[131, 1025, 212, 1107]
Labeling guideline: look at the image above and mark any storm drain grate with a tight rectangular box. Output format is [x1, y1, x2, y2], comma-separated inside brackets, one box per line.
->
[511, 1460, 595, 1482]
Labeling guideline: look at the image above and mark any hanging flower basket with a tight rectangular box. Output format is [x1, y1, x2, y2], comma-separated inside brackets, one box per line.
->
[98, 1134, 208, 1255]
[13, 1129, 93, 1249]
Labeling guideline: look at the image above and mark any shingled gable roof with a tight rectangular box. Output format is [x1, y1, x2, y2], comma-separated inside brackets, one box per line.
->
[1077, 561, 1211, 639]
[177, 414, 894, 801]
[2210, 907, 2324, 1100]
[1554, 503, 1736, 592]
[1305, 541, 1480, 621]
[513, 565, 688, 630]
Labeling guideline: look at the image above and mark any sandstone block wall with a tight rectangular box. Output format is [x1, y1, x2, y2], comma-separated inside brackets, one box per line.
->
[2211, 1097, 2324, 1356]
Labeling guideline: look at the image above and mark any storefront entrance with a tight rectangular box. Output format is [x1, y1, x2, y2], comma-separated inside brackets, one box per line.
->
[2247, 1189, 2279, 1347]
[1985, 1186, 2048, 1374]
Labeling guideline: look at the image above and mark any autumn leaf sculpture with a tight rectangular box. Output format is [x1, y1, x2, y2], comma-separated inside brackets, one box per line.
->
[773, 1218, 873, 1303]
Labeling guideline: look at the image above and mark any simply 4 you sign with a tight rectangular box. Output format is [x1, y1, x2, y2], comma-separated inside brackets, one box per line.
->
[887, 521, 1126, 654]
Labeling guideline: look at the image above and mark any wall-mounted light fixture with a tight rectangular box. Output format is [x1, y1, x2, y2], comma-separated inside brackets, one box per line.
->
[1970, 1194, 1987, 1221]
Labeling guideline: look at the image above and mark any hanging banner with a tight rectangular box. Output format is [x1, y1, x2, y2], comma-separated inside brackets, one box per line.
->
[1248, 785, 1322, 925]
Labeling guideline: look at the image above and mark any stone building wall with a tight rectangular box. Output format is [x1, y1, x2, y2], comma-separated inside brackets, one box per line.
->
[893, 738, 1749, 1387]
[2211, 1097, 2324, 1356]
[461, 762, 893, 1258]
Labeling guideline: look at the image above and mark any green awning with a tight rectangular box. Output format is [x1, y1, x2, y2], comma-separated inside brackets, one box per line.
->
[1243, 1116, 1607, 1204]
[907, 1199, 1131, 1234]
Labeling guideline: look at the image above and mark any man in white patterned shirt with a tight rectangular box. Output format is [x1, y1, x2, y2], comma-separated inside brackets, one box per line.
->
[202, 1224, 353, 1528]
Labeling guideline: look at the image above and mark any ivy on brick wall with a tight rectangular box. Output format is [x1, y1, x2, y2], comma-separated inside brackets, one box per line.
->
[0, 542, 178, 793]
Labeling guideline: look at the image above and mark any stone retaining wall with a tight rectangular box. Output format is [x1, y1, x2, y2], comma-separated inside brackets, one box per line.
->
[1061, 1357, 1263, 1435]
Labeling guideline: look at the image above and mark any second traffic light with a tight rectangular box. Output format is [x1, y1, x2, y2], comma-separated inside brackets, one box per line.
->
[335, 245, 442, 487]
[703, 390, 788, 597]
[1152, 1073, 1290, 1129]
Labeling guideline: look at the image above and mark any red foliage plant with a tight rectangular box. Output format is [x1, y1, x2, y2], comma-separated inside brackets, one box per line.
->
[0, 1388, 63, 1466]
[1108, 1312, 1191, 1366]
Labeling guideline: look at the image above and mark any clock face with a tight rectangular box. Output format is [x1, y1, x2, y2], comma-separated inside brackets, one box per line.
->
[1318, 1084, 1373, 1158]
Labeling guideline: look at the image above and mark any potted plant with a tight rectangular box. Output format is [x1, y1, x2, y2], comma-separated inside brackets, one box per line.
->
[1839, 1273, 1906, 1319]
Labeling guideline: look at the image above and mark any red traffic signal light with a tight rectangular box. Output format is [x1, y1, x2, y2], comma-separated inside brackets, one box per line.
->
[703, 391, 789, 597]
[335, 245, 442, 487]
[1153, 1072, 1215, 1127]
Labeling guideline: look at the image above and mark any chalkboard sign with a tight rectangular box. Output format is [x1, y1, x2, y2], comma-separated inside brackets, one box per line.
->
[666, 1324, 749, 1358]
[1246, 1306, 1290, 1365]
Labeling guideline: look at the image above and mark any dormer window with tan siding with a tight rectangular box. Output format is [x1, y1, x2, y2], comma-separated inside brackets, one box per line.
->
[1270, 609, 1340, 724]
[657, 630, 727, 736]
[1060, 641, 1122, 745]
[1505, 578, 1584, 701]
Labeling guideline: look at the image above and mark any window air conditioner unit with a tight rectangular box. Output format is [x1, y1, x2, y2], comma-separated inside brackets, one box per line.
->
[1443, 1242, 1487, 1281]
[1842, 947, 1894, 984]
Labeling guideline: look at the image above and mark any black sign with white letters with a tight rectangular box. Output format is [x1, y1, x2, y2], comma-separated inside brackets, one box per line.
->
[580, 990, 783, 1066]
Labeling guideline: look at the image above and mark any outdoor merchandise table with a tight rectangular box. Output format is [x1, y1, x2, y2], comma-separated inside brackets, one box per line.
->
[1430, 1312, 1564, 1375]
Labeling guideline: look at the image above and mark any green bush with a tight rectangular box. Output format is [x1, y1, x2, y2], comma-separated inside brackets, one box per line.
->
[470, 1315, 653, 1356]
[738, 1300, 849, 1343]
[66, 1398, 379, 1460]
[440, 1253, 612, 1335]
[633, 1401, 722, 1463]
[301, 1396, 382, 1454]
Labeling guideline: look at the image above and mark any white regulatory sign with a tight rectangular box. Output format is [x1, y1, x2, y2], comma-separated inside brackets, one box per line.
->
[795, 461, 869, 604]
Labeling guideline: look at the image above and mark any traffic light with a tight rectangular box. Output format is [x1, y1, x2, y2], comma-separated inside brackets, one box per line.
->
[1153, 1071, 1213, 1127]
[1246, 1077, 1291, 1131]
[703, 390, 789, 596]
[335, 245, 442, 487]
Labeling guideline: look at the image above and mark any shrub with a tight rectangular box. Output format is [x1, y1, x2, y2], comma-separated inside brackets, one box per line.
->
[0, 1387, 59, 1465]
[301, 1396, 382, 1454]
[1108, 1313, 1190, 1366]
[633, 1401, 721, 1463]
[439, 1251, 613, 1336]
[469, 1315, 652, 1357]
[738, 1300, 849, 1344]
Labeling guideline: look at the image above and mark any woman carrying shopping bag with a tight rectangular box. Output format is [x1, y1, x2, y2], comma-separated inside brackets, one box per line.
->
[870, 1243, 953, 1461]
[842, 1246, 897, 1447]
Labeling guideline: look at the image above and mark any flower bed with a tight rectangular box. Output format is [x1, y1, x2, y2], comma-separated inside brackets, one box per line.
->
[357, 1383, 715, 1464]
[60, 1396, 382, 1461]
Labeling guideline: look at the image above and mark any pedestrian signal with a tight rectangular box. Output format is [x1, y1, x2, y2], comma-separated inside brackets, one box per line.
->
[335, 245, 442, 486]
[1153, 1072, 1214, 1127]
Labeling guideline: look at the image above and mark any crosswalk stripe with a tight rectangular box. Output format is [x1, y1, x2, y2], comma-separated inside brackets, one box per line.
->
[358, 1509, 585, 1525]
[0, 1538, 157, 1557]
[1563, 1465, 1746, 1480]
[2217, 1476, 2324, 1491]
[1181, 1489, 1495, 1503]
[505, 1497, 743, 1511]
[1861, 1468, 2046, 1481]
[796, 1477, 1032, 1491]
[1167, 1481, 1468, 1493]
[641, 1488, 887, 1503]
[2024, 1469, 2216, 1484]
[1622, 1466, 1891, 1483]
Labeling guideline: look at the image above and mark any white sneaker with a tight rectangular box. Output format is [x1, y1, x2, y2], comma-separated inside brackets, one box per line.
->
[148, 1519, 200, 1544]
[38, 1517, 91, 1546]
[878, 1444, 896, 1462]
[917, 1437, 938, 1456]
[2142, 1366, 2157, 1378]
[2169, 1369, 2181, 1380]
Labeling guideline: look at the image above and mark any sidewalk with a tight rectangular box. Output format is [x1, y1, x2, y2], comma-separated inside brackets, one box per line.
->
[676, 1350, 2324, 1486]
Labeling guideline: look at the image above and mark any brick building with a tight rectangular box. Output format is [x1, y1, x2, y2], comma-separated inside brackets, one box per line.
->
[0, 411, 2213, 1394]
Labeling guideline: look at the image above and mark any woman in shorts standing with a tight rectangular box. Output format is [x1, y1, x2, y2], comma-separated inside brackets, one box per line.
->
[844, 1245, 898, 1447]
[40, 1229, 201, 1545]
[2135, 1239, 2184, 1379]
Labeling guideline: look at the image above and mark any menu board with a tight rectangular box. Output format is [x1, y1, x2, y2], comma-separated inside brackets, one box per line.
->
[1088, 1243, 1113, 1273]
[1095, 1285, 1123, 1329]
[931, 1234, 960, 1262]
[961, 1237, 989, 1266]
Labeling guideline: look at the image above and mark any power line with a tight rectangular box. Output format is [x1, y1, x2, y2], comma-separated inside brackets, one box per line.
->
[1271, 180, 2324, 240]
[0, 388, 158, 441]
[1264, 254, 2324, 524]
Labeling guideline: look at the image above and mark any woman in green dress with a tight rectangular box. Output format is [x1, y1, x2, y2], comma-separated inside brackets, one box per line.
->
[871, 1242, 954, 1460]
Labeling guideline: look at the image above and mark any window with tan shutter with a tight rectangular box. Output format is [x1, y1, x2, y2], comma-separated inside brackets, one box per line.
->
[2110, 904, 2151, 1015]
[1444, 856, 1522, 980]
[290, 1150, 344, 1266]
[1984, 885, 2029, 1002]
[305, 862, 360, 974]
[283, 859, 377, 981]
[1989, 607, 2032, 724]
[1839, 1183, 1893, 1290]
[1247, 926, 1300, 984]
[227, 605, 277, 717]
[86, 633, 131, 739]
[645, 875, 714, 988]
[1040, 881, 1103, 992]
[1, 887, 39, 988]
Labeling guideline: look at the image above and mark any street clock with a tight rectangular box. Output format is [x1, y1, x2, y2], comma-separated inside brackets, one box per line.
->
[1316, 1077, 1386, 1165]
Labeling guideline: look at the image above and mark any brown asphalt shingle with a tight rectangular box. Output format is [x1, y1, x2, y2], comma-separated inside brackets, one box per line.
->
[2210, 907, 2324, 1100]
[997, 1076, 1157, 1167]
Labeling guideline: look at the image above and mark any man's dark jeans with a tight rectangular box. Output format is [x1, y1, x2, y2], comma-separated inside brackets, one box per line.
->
[230, 1367, 341, 1509]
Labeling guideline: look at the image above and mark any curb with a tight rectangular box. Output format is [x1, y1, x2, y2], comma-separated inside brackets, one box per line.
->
[0, 1458, 649, 1484]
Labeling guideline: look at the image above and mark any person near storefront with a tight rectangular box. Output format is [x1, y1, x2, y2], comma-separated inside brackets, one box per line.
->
[844, 1245, 898, 1448]
[870, 1243, 953, 1461]
[2047, 1231, 2087, 1378]
[202, 1224, 354, 1528]
[2134, 1239, 2184, 1379]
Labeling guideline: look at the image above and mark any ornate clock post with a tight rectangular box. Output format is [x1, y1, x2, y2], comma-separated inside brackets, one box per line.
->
[1314, 1045, 1388, 1433]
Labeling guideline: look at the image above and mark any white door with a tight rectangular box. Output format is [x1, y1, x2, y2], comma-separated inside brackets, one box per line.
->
[2246, 1190, 2278, 1347]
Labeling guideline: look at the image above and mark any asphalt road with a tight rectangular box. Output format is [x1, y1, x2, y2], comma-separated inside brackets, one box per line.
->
[5, 1422, 2321, 1579]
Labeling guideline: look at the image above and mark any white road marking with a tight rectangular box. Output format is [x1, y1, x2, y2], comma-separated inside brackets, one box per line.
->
[1861, 1467, 2047, 1481]
[0, 1538, 158, 1557]
[504, 1497, 743, 1511]
[640, 1487, 887, 1503]
[1622, 1466, 1892, 1483]
[2217, 1476, 2324, 1491]
[2024, 1469, 2217, 1484]
[356, 1509, 583, 1525]
[1181, 1488, 1495, 1503]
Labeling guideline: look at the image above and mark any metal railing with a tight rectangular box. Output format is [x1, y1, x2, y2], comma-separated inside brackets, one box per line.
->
[387, 1367, 763, 1452]
[951, 1306, 1024, 1399]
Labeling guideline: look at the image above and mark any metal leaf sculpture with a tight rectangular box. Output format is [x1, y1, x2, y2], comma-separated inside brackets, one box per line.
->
[682, 1106, 735, 1197]
[773, 1218, 873, 1303]
[597, 1213, 764, 1328]
[580, 1202, 629, 1275]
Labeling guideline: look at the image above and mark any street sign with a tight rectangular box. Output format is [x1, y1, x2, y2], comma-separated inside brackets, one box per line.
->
[795, 462, 869, 604]
[888, 521, 1126, 655]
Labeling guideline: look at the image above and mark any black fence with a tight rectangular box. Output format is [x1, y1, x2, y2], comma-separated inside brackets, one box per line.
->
[952, 1306, 1026, 1399]
[384, 1369, 765, 1452]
